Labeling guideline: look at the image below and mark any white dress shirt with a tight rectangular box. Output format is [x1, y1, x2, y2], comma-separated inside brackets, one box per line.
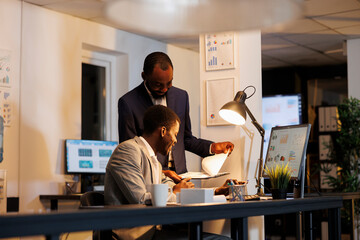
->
[139, 136, 160, 184]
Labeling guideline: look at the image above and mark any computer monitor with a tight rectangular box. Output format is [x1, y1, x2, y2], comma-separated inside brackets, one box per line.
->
[262, 94, 302, 160]
[263, 124, 311, 180]
[65, 139, 118, 174]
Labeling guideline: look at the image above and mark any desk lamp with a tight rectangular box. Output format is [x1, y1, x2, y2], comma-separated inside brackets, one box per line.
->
[219, 86, 264, 195]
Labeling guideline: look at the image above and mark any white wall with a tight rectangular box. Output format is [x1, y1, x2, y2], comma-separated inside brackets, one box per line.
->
[200, 31, 264, 239]
[347, 38, 360, 99]
[0, 0, 21, 208]
[19, 2, 198, 213]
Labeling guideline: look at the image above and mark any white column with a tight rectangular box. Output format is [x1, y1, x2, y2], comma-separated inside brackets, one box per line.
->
[347, 39, 360, 99]
[199, 31, 264, 239]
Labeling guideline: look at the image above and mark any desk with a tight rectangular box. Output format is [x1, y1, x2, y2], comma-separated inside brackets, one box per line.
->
[306, 192, 360, 240]
[1, 196, 342, 240]
[39, 194, 82, 210]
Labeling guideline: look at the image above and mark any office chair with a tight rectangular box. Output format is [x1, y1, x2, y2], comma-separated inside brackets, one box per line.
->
[80, 191, 105, 207]
[80, 191, 113, 240]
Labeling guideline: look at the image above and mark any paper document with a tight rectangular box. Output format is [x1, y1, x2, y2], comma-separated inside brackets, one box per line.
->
[179, 153, 229, 179]
[179, 171, 230, 179]
[202, 153, 228, 176]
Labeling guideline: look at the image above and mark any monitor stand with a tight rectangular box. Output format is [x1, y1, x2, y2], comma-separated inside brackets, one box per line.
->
[300, 156, 306, 198]
[292, 155, 306, 199]
[295, 156, 307, 240]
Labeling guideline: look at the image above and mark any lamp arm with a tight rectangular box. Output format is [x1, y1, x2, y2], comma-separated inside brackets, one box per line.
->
[244, 104, 265, 195]
[243, 104, 265, 136]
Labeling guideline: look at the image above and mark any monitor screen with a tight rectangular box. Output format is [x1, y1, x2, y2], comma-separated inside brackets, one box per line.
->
[263, 124, 311, 179]
[262, 94, 302, 160]
[65, 139, 118, 174]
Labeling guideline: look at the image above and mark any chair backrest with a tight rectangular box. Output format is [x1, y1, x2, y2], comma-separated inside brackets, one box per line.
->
[80, 192, 112, 239]
[80, 191, 104, 207]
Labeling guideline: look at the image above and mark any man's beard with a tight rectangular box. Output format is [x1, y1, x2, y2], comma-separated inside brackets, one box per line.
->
[158, 138, 172, 156]
[150, 89, 167, 99]
[145, 81, 167, 99]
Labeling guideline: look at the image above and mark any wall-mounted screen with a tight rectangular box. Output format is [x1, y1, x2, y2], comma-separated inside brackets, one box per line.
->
[262, 94, 302, 160]
[263, 124, 311, 179]
[65, 139, 117, 174]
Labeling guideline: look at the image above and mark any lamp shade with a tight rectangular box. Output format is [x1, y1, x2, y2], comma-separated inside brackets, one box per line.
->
[105, 0, 304, 37]
[219, 101, 246, 125]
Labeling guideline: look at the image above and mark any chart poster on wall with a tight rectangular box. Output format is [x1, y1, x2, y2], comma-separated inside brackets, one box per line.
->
[0, 49, 11, 88]
[206, 78, 234, 126]
[205, 33, 234, 71]
[0, 88, 12, 126]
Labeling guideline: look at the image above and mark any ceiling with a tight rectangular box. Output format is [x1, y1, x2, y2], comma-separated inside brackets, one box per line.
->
[23, 0, 360, 69]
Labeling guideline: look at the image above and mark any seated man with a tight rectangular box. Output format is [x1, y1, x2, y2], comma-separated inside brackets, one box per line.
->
[105, 105, 234, 240]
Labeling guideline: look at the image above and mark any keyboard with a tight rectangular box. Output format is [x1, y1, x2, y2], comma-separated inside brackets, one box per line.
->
[244, 194, 260, 201]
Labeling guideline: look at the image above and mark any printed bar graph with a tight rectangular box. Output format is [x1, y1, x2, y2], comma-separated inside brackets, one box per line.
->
[208, 56, 217, 66]
[205, 33, 234, 71]
[208, 46, 217, 52]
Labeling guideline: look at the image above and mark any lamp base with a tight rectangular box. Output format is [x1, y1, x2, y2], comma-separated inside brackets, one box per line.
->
[257, 188, 264, 196]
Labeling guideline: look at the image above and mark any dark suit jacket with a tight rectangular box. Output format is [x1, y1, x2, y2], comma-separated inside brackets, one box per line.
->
[118, 82, 213, 174]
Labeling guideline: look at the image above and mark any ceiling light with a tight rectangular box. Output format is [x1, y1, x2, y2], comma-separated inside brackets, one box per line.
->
[104, 0, 304, 37]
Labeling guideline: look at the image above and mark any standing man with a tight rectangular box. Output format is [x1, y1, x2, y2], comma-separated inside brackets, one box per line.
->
[118, 52, 234, 179]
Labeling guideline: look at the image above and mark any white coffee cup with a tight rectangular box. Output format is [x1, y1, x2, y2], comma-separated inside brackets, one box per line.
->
[147, 184, 172, 207]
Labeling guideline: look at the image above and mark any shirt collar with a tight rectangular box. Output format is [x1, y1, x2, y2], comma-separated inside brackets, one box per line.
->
[139, 136, 156, 157]
[143, 81, 166, 106]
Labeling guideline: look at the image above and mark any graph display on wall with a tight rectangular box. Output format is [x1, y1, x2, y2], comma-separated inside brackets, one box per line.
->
[205, 33, 234, 71]
[206, 78, 234, 126]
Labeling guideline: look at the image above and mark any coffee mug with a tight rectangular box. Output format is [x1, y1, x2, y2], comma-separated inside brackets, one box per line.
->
[147, 184, 172, 207]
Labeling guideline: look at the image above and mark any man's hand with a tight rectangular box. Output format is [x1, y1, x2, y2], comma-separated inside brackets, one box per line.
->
[214, 179, 247, 196]
[211, 141, 234, 155]
[162, 170, 182, 183]
[214, 186, 230, 196]
[173, 178, 194, 193]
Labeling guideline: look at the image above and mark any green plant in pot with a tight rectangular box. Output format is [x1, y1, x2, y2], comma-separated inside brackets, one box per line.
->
[322, 97, 360, 192]
[320, 97, 360, 235]
[265, 163, 291, 199]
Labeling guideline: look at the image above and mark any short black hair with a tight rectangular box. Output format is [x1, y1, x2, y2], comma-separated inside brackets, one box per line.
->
[143, 105, 180, 135]
[143, 52, 173, 76]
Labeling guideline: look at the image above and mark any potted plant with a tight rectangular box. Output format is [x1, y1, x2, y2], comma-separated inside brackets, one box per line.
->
[322, 97, 360, 192]
[264, 163, 292, 199]
[319, 97, 360, 236]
